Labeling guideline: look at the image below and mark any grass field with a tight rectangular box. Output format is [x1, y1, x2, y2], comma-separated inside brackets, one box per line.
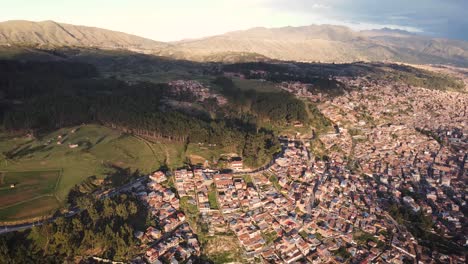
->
[0, 196, 61, 222]
[231, 77, 281, 93]
[185, 143, 238, 167]
[0, 169, 62, 222]
[0, 124, 186, 222]
[0, 170, 61, 209]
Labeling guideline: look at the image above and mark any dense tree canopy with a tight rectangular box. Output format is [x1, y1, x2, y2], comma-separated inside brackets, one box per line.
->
[213, 76, 309, 125]
[0, 194, 147, 262]
[0, 60, 284, 167]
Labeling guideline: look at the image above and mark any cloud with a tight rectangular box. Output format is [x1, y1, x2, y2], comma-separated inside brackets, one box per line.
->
[264, 0, 468, 40]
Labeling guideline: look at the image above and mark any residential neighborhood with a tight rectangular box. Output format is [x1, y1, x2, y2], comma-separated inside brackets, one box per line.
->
[138, 72, 467, 263]
[146, 130, 465, 263]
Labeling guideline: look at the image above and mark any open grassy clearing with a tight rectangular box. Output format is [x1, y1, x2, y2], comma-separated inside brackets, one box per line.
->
[0, 119, 291, 222]
[231, 77, 282, 93]
[203, 235, 245, 264]
[185, 143, 238, 167]
[0, 195, 61, 222]
[0, 124, 186, 221]
[0, 125, 166, 201]
[0, 170, 61, 209]
[141, 137, 187, 170]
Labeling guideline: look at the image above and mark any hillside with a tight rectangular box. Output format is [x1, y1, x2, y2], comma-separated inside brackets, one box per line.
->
[0, 20, 168, 51]
[169, 25, 468, 66]
[0, 20, 467, 66]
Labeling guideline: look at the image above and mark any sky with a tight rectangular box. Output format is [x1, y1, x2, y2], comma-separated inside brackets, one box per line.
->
[1, 0, 467, 41]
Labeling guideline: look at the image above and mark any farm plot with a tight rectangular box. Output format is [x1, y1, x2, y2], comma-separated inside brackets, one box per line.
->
[0, 170, 61, 222]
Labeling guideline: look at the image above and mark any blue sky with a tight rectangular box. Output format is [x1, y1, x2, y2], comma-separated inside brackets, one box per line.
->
[2, 0, 467, 41]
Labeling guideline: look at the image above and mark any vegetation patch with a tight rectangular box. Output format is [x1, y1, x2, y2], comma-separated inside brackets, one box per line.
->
[0, 125, 172, 221]
[0, 194, 148, 263]
[0, 170, 62, 222]
[208, 185, 219, 210]
[0, 195, 61, 222]
[202, 235, 244, 264]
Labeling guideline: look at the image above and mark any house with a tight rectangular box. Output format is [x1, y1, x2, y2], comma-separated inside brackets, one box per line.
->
[402, 196, 420, 212]
[214, 174, 233, 190]
[150, 171, 167, 183]
[230, 157, 243, 171]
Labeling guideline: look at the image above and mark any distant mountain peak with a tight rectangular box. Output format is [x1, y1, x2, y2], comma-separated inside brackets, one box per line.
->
[0, 20, 168, 51]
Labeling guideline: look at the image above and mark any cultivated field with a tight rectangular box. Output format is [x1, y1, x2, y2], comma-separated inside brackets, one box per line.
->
[0, 170, 61, 207]
[0, 195, 61, 222]
[0, 125, 186, 222]
[0, 170, 61, 222]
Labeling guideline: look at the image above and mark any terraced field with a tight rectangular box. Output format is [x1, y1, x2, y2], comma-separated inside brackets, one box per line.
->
[0, 170, 61, 207]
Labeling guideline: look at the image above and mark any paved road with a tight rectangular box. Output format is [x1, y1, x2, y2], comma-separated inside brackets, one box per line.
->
[0, 208, 80, 235]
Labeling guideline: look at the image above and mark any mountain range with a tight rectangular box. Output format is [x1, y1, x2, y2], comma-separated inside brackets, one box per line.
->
[1, 20, 467, 66]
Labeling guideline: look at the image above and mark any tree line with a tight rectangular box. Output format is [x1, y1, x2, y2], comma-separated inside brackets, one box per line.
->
[212, 76, 309, 125]
[0, 194, 147, 262]
[0, 60, 289, 167]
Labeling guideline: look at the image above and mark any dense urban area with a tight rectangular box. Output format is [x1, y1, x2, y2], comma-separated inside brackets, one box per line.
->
[0, 49, 466, 264]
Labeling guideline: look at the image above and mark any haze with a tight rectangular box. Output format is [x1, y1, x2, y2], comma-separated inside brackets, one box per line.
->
[2, 0, 467, 41]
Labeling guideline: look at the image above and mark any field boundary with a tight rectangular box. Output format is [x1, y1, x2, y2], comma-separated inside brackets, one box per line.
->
[0, 169, 63, 221]
[0, 214, 53, 226]
[0, 194, 55, 210]
[0, 168, 64, 174]
[134, 135, 169, 165]
[0, 195, 61, 224]
[53, 169, 64, 202]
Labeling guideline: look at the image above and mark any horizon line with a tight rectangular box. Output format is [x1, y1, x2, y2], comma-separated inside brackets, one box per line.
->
[0, 19, 430, 43]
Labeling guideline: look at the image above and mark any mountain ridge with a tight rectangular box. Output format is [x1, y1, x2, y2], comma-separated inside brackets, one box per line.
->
[168, 24, 468, 65]
[1, 20, 467, 66]
[0, 20, 168, 51]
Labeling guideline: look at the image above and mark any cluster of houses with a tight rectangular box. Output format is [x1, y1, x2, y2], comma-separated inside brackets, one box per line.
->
[215, 174, 263, 213]
[166, 140, 432, 263]
[120, 73, 467, 263]
[173, 168, 229, 234]
[366, 144, 466, 248]
[128, 133, 465, 263]
[316, 76, 467, 257]
[168, 80, 227, 105]
[277, 82, 324, 102]
[430, 126, 467, 150]
[251, 142, 419, 263]
[130, 171, 200, 264]
[194, 134, 465, 263]
[167, 68, 468, 262]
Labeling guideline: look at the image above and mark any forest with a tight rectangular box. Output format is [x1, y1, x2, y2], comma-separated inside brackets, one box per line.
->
[0, 60, 310, 167]
[212, 76, 309, 125]
[0, 193, 147, 263]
